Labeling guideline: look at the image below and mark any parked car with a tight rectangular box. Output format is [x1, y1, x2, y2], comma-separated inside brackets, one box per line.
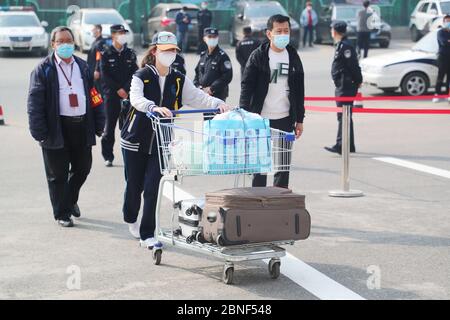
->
[409, 0, 450, 42]
[140, 3, 199, 50]
[0, 6, 49, 56]
[230, 1, 300, 48]
[67, 8, 134, 52]
[315, 4, 391, 48]
[361, 30, 439, 96]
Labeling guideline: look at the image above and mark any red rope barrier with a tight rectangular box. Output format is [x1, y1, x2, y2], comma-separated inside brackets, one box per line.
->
[305, 94, 450, 102]
[305, 106, 450, 114]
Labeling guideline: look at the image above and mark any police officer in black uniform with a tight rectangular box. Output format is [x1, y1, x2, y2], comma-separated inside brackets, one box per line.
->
[100, 24, 138, 167]
[325, 21, 362, 155]
[197, 1, 213, 54]
[235, 26, 261, 76]
[194, 27, 233, 104]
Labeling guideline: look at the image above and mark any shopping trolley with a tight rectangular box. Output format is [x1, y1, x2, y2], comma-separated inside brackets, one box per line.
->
[148, 108, 296, 284]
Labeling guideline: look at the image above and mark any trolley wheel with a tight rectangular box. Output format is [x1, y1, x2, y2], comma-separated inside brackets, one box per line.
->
[222, 265, 234, 285]
[268, 259, 281, 279]
[173, 228, 182, 236]
[196, 232, 205, 244]
[186, 235, 194, 244]
[153, 249, 162, 265]
[216, 234, 225, 247]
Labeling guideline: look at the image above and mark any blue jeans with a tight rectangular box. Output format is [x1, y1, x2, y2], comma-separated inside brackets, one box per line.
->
[177, 30, 188, 52]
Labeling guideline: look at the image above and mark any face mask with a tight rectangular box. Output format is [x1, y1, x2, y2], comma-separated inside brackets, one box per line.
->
[445, 22, 450, 29]
[116, 34, 127, 46]
[56, 43, 74, 59]
[202, 3, 208, 9]
[206, 38, 218, 48]
[307, 6, 312, 11]
[157, 51, 176, 67]
[273, 34, 290, 50]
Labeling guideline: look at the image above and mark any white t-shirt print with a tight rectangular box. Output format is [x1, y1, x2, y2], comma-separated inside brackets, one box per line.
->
[261, 48, 290, 120]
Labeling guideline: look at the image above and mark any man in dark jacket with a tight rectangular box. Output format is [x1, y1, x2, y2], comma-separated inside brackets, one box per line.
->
[197, 1, 213, 54]
[325, 21, 363, 155]
[240, 14, 305, 188]
[100, 24, 138, 167]
[27, 26, 105, 227]
[176, 7, 191, 53]
[236, 26, 261, 76]
[433, 15, 450, 103]
[194, 28, 233, 102]
[86, 24, 106, 91]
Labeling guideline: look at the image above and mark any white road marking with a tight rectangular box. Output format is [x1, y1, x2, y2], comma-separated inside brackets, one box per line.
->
[374, 157, 450, 179]
[264, 254, 365, 300]
[162, 181, 366, 300]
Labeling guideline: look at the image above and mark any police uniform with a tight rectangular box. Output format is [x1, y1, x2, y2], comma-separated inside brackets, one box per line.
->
[120, 32, 224, 242]
[235, 35, 261, 76]
[329, 21, 362, 154]
[100, 24, 138, 163]
[197, 7, 212, 54]
[194, 28, 233, 102]
[172, 53, 186, 75]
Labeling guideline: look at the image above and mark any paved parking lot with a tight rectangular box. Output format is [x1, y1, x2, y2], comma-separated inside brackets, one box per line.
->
[0, 39, 449, 300]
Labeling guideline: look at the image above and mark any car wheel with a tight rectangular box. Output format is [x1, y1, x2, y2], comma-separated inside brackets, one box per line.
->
[379, 40, 390, 48]
[410, 25, 421, 42]
[401, 72, 429, 96]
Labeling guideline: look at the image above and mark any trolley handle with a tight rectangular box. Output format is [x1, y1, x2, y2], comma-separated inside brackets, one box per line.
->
[147, 108, 220, 119]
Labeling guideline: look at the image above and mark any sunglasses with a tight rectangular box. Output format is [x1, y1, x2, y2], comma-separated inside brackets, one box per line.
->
[157, 34, 176, 43]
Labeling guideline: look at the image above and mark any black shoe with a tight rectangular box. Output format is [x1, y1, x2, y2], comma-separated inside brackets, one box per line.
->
[350, 148, 356, 153]
[57, 218, 74, 228]
[71, 204, 81, 218]
[324, 146, 342, 155]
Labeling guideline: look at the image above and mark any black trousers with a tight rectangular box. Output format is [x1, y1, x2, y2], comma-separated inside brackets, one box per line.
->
[101, 94, 121, 162]
[436, 54, 450, 95]
[335, 87, 357, 152]
[357, 32, 370, 58]
[122, 148, 162, 240]
[42, 117, 92, 220]
[253, 116, 294, 189]
[303, 25, 314, 46]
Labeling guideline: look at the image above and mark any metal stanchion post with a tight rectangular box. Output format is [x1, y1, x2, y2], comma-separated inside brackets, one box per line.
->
[329, 104, 364, 198]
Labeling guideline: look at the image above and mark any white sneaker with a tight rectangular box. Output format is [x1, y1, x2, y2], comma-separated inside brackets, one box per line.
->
[448, 97, 450, 103]
[432, 96, 441, 103]
[140, 237, 159, 249]
[128, 222, 140, 239]
[105, 160, 113, 167]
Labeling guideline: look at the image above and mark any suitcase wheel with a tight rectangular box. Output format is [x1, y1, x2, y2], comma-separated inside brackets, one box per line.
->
[186, 235, 194, 244]
[268, 258, 281, 279]
[153, 249, 162, 265]
[216, 235, 225, 247]
[222, 264, 234, 285]
[196, 232, 206, 244]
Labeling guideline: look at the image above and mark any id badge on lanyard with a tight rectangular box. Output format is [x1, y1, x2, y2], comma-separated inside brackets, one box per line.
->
[57, 60, 79, 108]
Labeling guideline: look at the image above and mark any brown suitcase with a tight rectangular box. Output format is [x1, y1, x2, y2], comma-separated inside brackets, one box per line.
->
[198, 187, 311, 246]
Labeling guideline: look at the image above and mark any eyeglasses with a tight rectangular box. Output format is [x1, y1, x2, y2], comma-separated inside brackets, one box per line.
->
[54, 39, 74, 45]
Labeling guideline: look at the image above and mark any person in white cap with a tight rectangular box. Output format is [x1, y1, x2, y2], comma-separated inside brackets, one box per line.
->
[120, 31, 231, 249]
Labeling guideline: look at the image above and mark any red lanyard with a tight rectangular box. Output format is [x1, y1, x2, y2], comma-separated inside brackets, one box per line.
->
[56, 60, 74, 87]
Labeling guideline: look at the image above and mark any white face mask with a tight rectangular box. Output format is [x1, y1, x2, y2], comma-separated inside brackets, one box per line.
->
[157, 51, 177, 67]
[116, 34, 127, 46]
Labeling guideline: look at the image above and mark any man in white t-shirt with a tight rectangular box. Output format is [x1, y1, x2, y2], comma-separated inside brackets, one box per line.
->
[240, 14, 305, 188]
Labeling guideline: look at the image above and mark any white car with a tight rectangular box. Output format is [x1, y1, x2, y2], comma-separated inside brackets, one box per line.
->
[409, 0, 450, 41]
[0, 7, 49, 56]
[361, 30, 439, 96]
[67, 8, 134, 52]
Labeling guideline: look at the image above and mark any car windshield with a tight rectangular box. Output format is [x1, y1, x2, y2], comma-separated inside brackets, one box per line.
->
[167, 9, 199, 19]
[244, 4, 288, 18]
[441, 2, 450, 13]
[0, 14, 40, 27]
[412, 31, 438, 53]
[335, 7, 359, 21]
[83, 12, 124, 25]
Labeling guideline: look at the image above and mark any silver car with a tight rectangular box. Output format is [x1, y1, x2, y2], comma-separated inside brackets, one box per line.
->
[140, 3, 199, 50]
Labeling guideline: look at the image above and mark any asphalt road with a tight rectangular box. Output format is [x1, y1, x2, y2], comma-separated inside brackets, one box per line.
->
[0, 40, 449, 300]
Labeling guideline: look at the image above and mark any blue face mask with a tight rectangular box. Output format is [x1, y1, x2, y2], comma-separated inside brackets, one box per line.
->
[206, 37, 218, 48]
[56, 43, 74, 59]
[273, 34, 290, 50]
[445, 22, 450, 29]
